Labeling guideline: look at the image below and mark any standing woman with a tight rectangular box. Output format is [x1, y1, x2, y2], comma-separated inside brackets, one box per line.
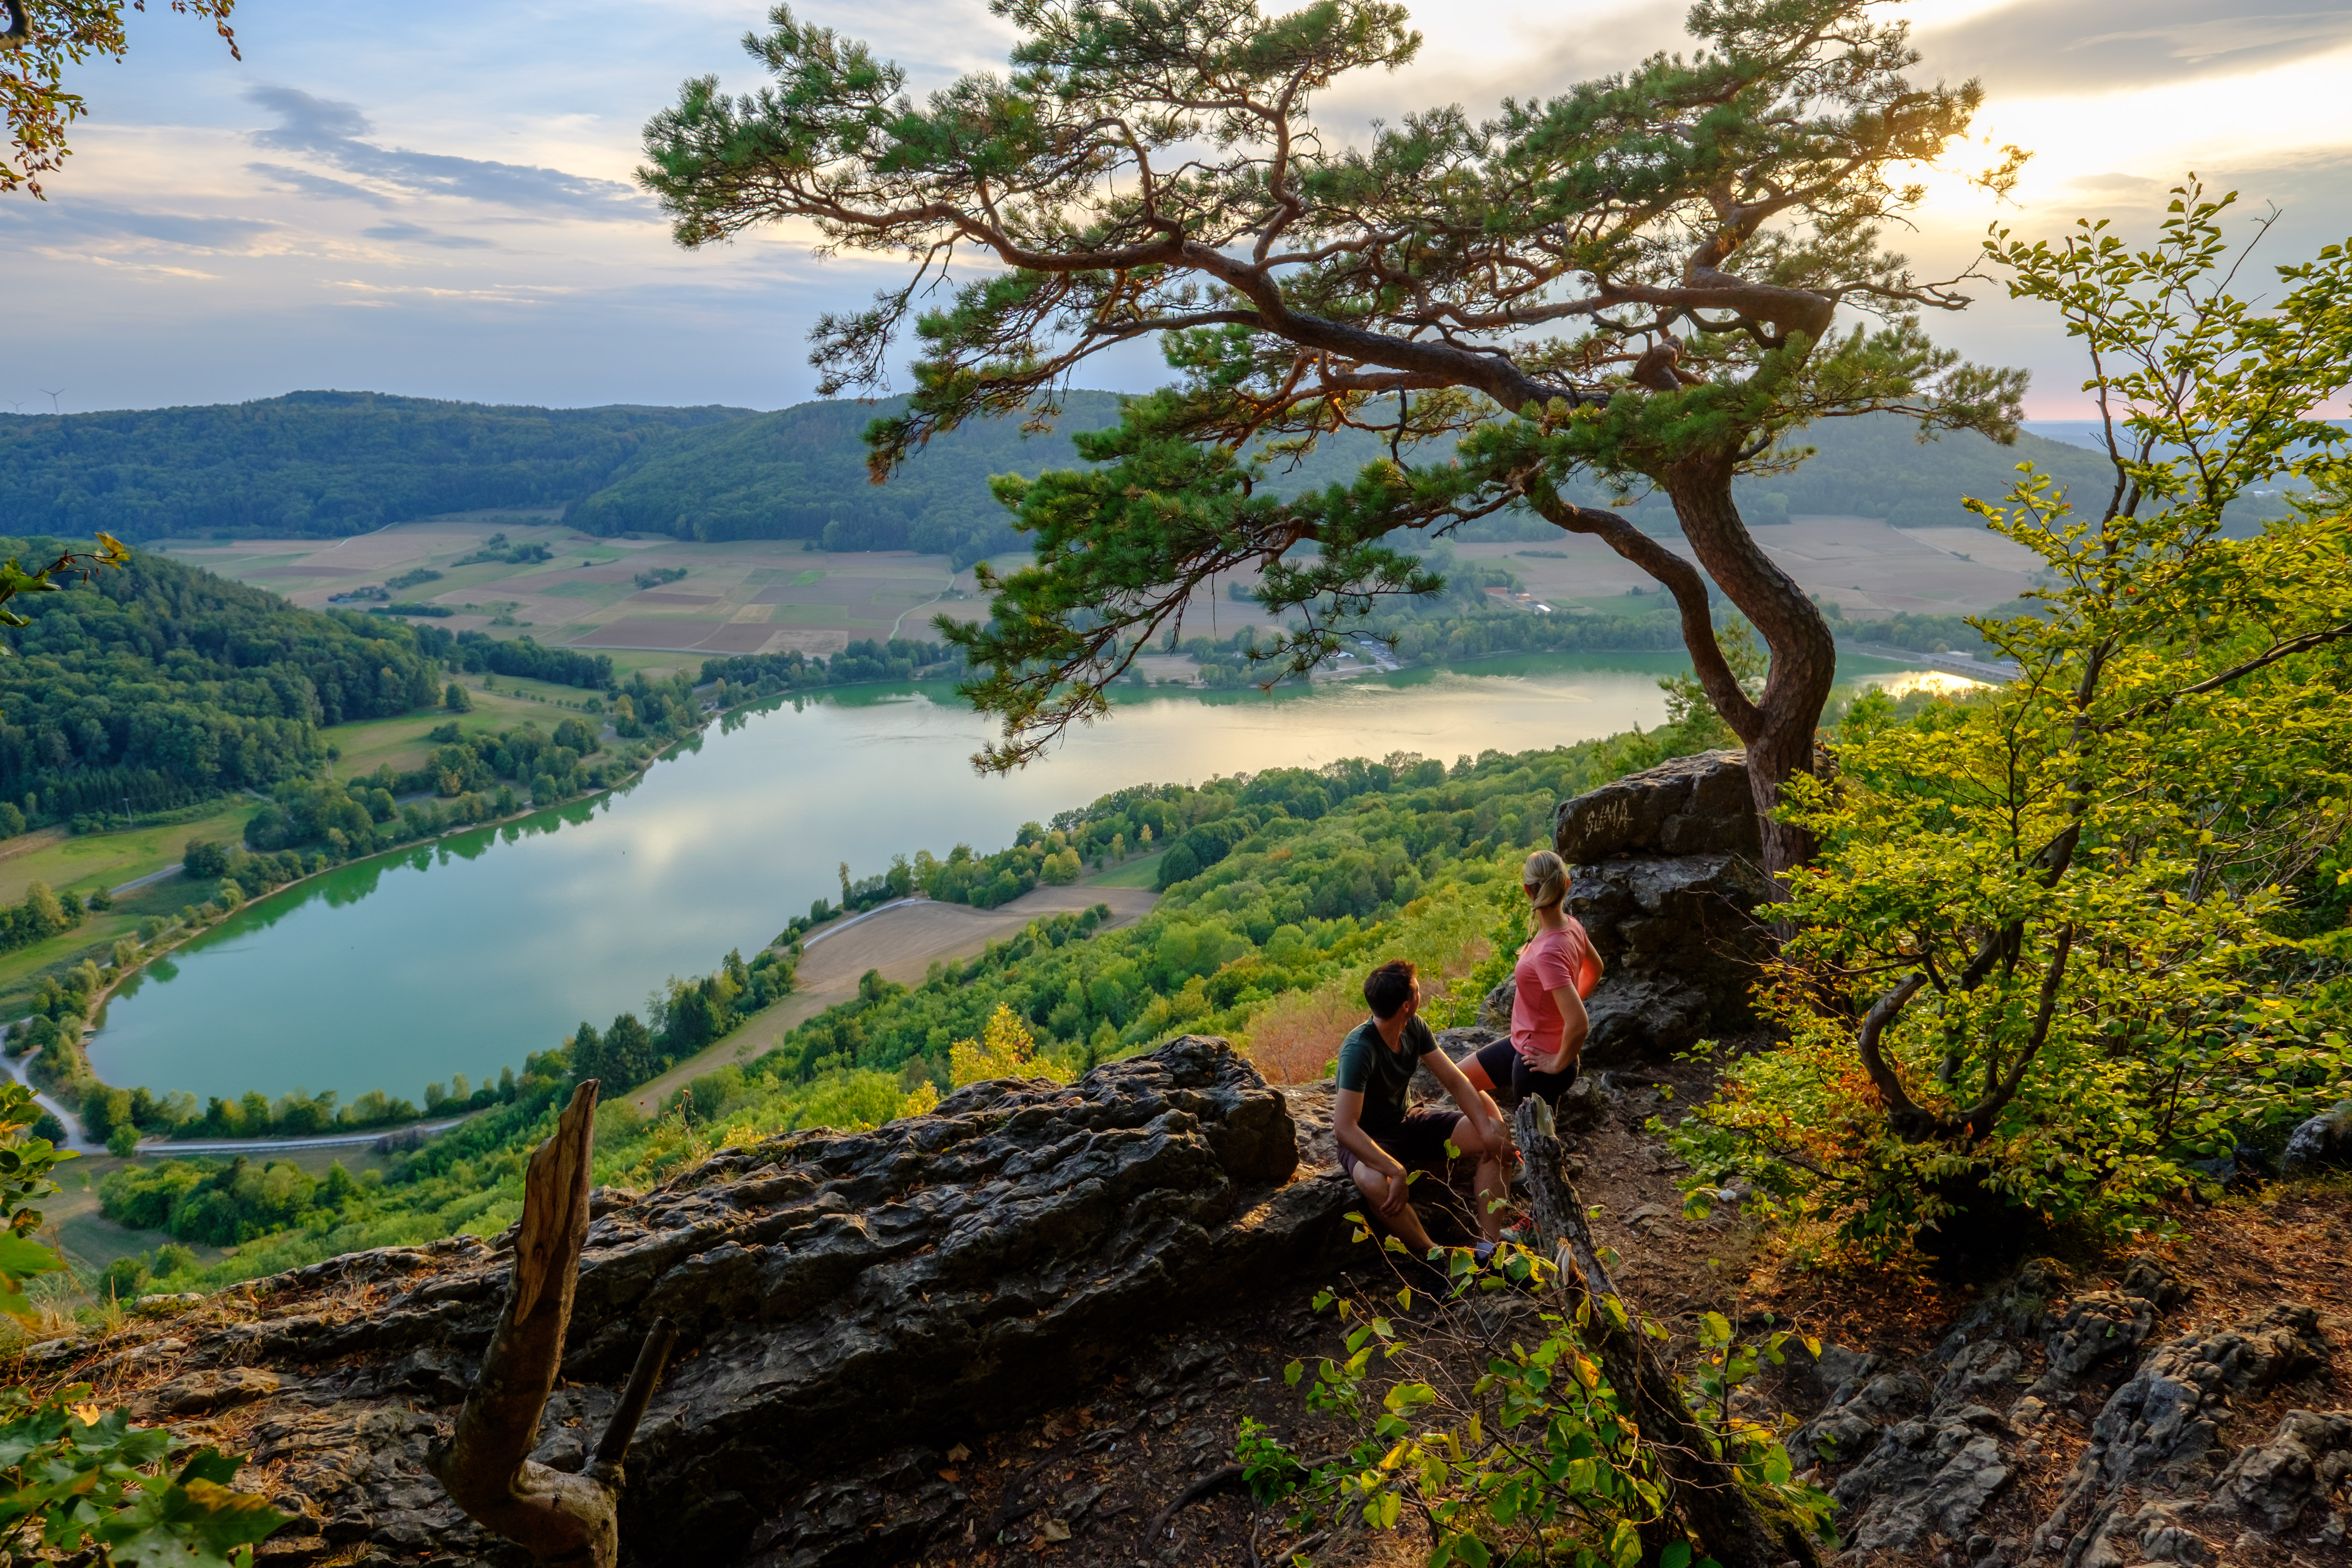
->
[1461, 850, 1604, 1105]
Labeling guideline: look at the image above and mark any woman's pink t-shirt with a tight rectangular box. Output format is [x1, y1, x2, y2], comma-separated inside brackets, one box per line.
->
[1512, 920, 1595, 1062]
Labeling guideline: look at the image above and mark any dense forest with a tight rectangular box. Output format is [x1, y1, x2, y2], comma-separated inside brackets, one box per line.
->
[564, 392, 1132, 559]
[0, 539, 445, 822]
[0, 393, 752, 541]
[0, 389, 2224, 560]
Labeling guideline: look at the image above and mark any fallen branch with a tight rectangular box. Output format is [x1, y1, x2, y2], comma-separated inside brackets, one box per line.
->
[1145, 1462, 1243, 1543]
[427, 1081, 679, 1568]
[1514, 1095, 1822, 1568]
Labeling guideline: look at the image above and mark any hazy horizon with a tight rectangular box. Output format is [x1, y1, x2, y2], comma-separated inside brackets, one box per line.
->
[5, 0, 2348, 419]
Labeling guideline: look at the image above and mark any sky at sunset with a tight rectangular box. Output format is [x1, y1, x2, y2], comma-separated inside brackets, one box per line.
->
[4, 0, 2348, 417]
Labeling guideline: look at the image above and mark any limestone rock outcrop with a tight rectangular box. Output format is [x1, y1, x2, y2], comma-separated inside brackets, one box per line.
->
[2283, 1099, 2352, 1177]
[2034, 1301, 2335, 1564]
[1553, 748, 1762, 863]
[1800, 1253, 2352, 1568]
[1541, 750, 1771, 1060]
[65, 1038, 1358, 1568]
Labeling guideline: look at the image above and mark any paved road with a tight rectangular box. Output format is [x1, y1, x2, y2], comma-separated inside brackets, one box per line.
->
[0, 1052, 99, 1153]
[151, 1119, 469, 1156]
[1844, 641, 2021, 683]
[109, 863, 185, 896]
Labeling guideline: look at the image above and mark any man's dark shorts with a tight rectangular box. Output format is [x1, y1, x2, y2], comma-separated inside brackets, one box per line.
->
[1338, 1105, 1464, 1179]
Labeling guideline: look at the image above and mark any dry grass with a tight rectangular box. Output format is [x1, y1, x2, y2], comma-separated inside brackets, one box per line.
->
[1244, 982, 1370, 1085]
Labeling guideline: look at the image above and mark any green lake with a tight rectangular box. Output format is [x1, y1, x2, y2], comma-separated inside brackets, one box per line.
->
[87, 652, 1927, 1103]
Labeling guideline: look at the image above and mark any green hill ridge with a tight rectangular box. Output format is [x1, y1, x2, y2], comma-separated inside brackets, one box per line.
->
[2, 390, 2177, 554]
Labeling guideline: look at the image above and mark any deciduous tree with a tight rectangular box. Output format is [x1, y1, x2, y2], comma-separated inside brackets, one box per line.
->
[2, 1, 238, 196]
[1681, 188, 2352, 1254]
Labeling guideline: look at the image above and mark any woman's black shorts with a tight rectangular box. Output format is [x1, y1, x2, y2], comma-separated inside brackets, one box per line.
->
[1470, 1037, 1581, 1105]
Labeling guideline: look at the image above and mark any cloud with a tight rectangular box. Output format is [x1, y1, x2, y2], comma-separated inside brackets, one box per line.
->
[247, 86, 375, 150]
[2056, 171, 2171, 201]
[248, 162, 398, 208]
[0, 200, 276, 251]
[244, 85, 650, 219]
[1918, 0, 2352, 94]
[330, 279, 571, 304]
[363, 221, 497, 250]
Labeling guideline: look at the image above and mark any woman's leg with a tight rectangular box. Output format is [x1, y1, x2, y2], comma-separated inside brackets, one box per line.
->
[1463, 1038, 1517, 1098]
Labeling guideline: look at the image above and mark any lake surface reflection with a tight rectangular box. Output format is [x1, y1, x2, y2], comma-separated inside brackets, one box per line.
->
[86, 653, 1824, 1102]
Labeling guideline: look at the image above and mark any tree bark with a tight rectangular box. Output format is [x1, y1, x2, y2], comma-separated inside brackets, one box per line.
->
[1513, 1096, 1823, 1568]
[1663, 454, 1839, 884]
[428, 1081, 677, 1568]
[1527, 459, 1835, 887]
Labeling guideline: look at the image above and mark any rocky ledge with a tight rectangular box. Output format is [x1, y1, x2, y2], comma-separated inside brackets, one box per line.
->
[1483, 749, 1772, 1060]
[1795, 1256, 2352, 1566]
[47, 1039, 1358, 1568]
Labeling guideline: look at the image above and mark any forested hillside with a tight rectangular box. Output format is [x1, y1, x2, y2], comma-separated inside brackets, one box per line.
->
[564, 391, 1129, 556]
[565, 399, 2134, 553]
[0, 393, 752, 541]
[0, 388, 2218, 557]
[0, 539, 445, 821]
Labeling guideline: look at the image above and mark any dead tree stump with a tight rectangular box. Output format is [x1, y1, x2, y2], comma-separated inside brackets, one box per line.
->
[428, 1081, 677, 1568]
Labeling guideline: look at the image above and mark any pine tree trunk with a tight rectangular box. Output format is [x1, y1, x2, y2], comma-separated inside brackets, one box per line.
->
[1664, 455, 1837, 884]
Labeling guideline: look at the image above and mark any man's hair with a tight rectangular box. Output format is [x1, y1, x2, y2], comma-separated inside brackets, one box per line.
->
[1363, 960, 1417, 1020]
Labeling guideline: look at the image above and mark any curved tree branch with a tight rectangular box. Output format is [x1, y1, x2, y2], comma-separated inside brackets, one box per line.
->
[1855, 973, 1932, 1132]
[1520, 479, 1761, 741]
[1956, 925, 2072, 1137]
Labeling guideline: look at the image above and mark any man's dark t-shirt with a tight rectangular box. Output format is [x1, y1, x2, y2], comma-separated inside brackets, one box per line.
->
[1334, 1015, 1438, 1134]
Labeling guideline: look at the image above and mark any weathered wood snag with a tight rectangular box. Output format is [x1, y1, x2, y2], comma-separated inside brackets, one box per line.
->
[1513, 1096, 1822, 1568]
[428, 1080, 678, 1568]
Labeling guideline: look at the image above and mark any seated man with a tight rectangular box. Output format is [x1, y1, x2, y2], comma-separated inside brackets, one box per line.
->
[1332, 959, 1510, 1257]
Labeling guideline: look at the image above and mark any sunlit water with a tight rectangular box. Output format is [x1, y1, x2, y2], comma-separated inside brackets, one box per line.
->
[88, 652, 1920, 1104]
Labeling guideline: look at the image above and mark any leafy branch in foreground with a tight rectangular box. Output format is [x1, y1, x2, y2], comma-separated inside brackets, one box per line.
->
[3, 3, 238, 196]
[0, 1080, 290, 1564]
[0, 533, 127, 645]
[1258, 1099, 1831, 1568]
[1677, 185, 2352, 1259]
[0, 1392, 286, 1567]
[641, 0, 2029, 881]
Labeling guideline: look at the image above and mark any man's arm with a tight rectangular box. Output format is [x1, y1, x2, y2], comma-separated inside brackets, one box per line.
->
[1423, 1049, 1503, 1148]
[1333, 1087, 1410, 1216]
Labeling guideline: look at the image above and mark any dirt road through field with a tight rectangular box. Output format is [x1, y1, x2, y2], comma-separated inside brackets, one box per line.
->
[625, 883, 1158, 1114]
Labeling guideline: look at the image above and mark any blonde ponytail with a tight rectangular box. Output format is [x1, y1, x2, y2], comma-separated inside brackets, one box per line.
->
[1522, 850, 1568, 913]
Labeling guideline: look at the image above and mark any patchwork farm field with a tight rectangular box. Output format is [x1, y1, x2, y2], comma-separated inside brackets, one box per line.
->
[161, 509, 2037, 670]
[1446, 515, 2042, 619]
[156, 515, 1000, 661]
